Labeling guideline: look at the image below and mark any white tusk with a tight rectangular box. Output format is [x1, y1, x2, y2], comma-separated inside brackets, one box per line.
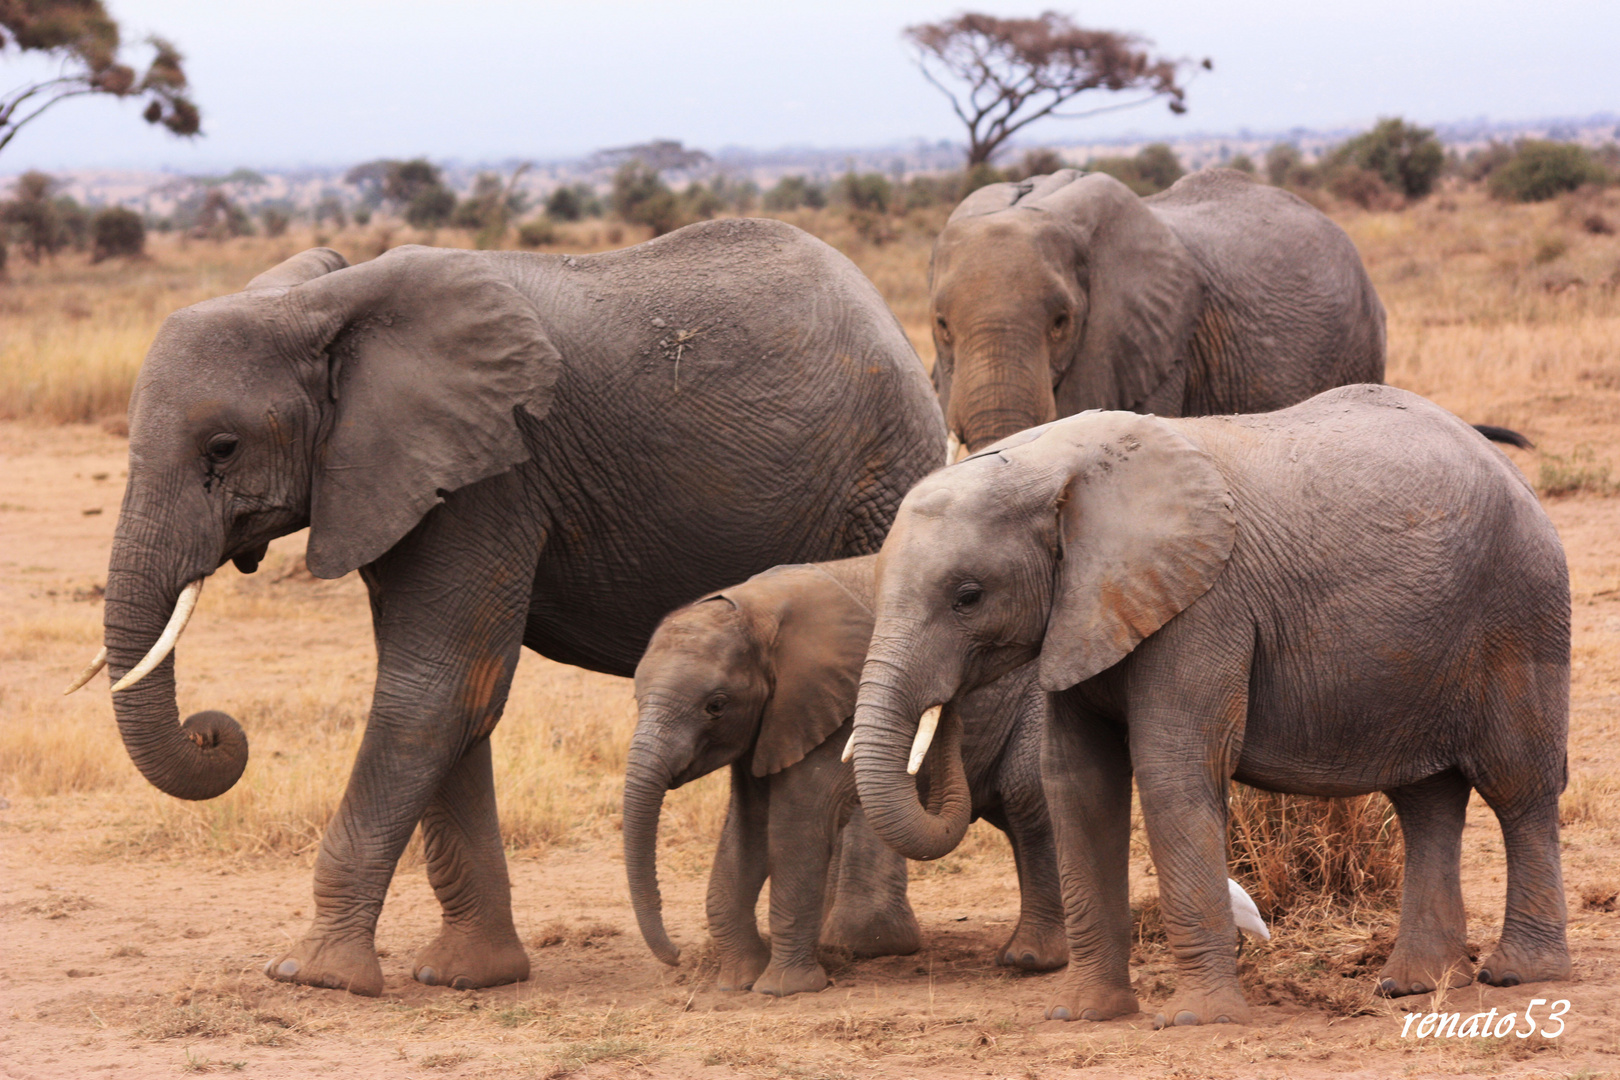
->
[841, 729, 857, 763]
[111, 579, 203, 693]
[906, 705, 942, 776]
[945, 432, 961, 466]
[63, 646, 108, 695]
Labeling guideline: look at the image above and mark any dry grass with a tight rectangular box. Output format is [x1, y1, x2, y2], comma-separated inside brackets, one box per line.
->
[1227, 787, 1403, 920]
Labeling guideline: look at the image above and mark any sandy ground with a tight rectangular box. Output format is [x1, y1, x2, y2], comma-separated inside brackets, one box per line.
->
[3, 419, 1619, 1080]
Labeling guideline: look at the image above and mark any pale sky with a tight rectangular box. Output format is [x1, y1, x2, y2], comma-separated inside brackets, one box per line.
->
[4, 0, 1616, 171]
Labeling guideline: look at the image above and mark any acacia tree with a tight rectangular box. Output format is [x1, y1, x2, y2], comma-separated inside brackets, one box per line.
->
[0, 1, 200, 157]
[906, 11, 1207, 166]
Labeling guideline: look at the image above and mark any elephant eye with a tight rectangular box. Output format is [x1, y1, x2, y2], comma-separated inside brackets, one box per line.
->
[1051, 312, 1069, 335]
[704, 694, 727, 718]
[206, 433, 241, 463]
[952, 583, 985, 612]
[935, 315, 950, 340]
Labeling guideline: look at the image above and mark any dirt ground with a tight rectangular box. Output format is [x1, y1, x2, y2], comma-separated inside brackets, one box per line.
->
[4, 409, 1619, 1080]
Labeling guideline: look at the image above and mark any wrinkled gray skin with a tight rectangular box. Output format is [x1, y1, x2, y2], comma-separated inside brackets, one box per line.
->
[626, 557, 1063, 996]
[931, 168, 1386, 452]
[851, 385, 1570, 1028]
[102, 221, 944, 997]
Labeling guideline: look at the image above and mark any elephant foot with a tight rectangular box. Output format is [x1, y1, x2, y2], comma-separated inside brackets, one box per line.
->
[1477, 937, 1571, 989]
[997, 919, 1067, 972]
[413, 925, 530, 990]
[822, 900, 921, 959]
[1150, 985, 1251, 1029]
[265, 931, 384, 997]
[1043, 980, 1139, 1022]
[715, 944, 770, 992]
[1376, 942, 1474, 997]
[751, 959, 829, 997]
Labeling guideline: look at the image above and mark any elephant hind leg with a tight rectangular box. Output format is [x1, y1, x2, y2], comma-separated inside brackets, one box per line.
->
[413, 737, 531, 990]
[1378, 769, 1474, 996]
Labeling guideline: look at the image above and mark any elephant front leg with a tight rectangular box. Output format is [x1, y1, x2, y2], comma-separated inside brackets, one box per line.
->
[1040, 701, 1138, 1020]
[265, 714, 449, 996]
[267, 475, 540, 996]
[708, 764, 771, 991]
[752, 756, 841, 996]
[413, 737, 530, 989]
[821, 806, 921, 959]
[995, 790, 1068, 972]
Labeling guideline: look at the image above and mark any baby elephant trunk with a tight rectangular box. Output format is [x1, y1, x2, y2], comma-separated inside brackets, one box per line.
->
[622, 730, 681, 966]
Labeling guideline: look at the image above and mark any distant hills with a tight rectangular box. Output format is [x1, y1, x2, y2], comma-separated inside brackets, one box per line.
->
[11, 113, 1617, 219]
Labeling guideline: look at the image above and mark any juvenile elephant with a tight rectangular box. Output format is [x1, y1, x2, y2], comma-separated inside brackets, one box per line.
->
[72, 222, 945, 996]
[626, 557, 1064, 996]
[849, 385, 1570, 1028]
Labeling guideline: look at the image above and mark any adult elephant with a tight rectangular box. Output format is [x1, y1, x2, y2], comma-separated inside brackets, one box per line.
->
[930, 168, 1524, 454]
[69, 221, 945, 996]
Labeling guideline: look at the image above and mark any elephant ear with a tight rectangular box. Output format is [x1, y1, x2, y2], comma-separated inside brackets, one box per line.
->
[245, 247, 348, 291]
[288, 245, 563, 578]
[1037, 412, 1236, 692]
[1039, 173, 1203, 414]
[747, 566, 875, 777]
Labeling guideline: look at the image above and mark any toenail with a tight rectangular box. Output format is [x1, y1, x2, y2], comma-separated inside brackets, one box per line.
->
[1022, 952, 1036, 966]
[1174, 1011, 1200, 1026]
[1215, 1015, 1233, 1024]
[276, 959, 299, 977]
[1499, 972, 1521, 987]
[451, 976, 473, 990]
[1411, 983, 1429, 994]
[1049, 1006, 1071, 1020]
[1153, 1013, 1169, 1030]
[417, 966, 439, 985]
[1080, 1009, 1103, 1021]
[1378, 978, 1397, 995]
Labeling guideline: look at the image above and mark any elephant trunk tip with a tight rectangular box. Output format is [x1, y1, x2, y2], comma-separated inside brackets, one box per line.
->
[165, 710, 250, 800]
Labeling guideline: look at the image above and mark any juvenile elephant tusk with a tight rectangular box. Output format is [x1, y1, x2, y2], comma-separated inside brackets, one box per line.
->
[840, 729, 857, 763]
[945, 433, 971, 466]
[111, 579, 204, 693]
[62, 646, 108, 695]
[906, 705, 943, 776]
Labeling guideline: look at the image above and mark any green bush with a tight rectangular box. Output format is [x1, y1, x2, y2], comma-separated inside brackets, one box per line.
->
[678, 181, 723, 221]
[762, 175, 825, 211]
[1489, 141, 1608, 202]
[516, 216, 556, 248]
[259, 206, 289, 238]
[1228, 153, 1256, 175]
[1084, 143, 1183, 196]
[545, 184, 601, 222]
[406, 186, 455, 228]
[834, 171, 892, 214]
[611, 160, 680, 235]
[1009, 147, 1065, 180]
[1264, 143, 1319, 188]
[1327, 166, 1397, 210]
[90, 206, 145, 261]
[958, 163, 1005, 198]
[1328, 118, 1444, 198]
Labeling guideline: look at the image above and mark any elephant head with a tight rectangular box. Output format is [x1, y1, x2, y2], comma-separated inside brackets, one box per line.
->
[850, 413, 1236, 859]
[930, 171, 1203, 453]
[77, 246, 562, 801]
[623, 562, 873, 965]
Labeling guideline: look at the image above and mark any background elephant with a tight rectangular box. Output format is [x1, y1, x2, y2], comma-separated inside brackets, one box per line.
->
[85, 222, 945, 996]
[626, 557, 1064, 996]
[849, 385, 1570, 1028]
[929, 168, 1387, 453]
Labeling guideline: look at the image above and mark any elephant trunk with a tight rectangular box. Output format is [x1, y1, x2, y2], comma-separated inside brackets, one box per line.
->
[851, 662, 971, 862]
[623, 728, 682, 966]
[103, 530, 247, 801]
[947, 333, 1057, 452]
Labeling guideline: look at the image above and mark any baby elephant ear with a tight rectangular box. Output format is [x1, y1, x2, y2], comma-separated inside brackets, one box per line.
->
[293, 246, 563, 579]
[1038, 413, 1236, 692]
[750, 567, 875, 778]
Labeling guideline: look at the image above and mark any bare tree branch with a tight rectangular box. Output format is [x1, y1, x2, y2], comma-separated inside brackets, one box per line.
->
[904, 11, 1207, 166]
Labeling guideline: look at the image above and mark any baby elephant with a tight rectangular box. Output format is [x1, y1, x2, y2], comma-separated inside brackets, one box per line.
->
[849, 384, 1571, 1028]
[623, 556, 1064, 996]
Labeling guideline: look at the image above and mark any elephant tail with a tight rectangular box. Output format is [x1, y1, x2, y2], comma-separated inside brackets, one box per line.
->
[1473, 424, 1533, 450]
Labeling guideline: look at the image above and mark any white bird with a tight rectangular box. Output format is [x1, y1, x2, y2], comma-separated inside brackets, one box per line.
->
[1228, 878, 1270, 942]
